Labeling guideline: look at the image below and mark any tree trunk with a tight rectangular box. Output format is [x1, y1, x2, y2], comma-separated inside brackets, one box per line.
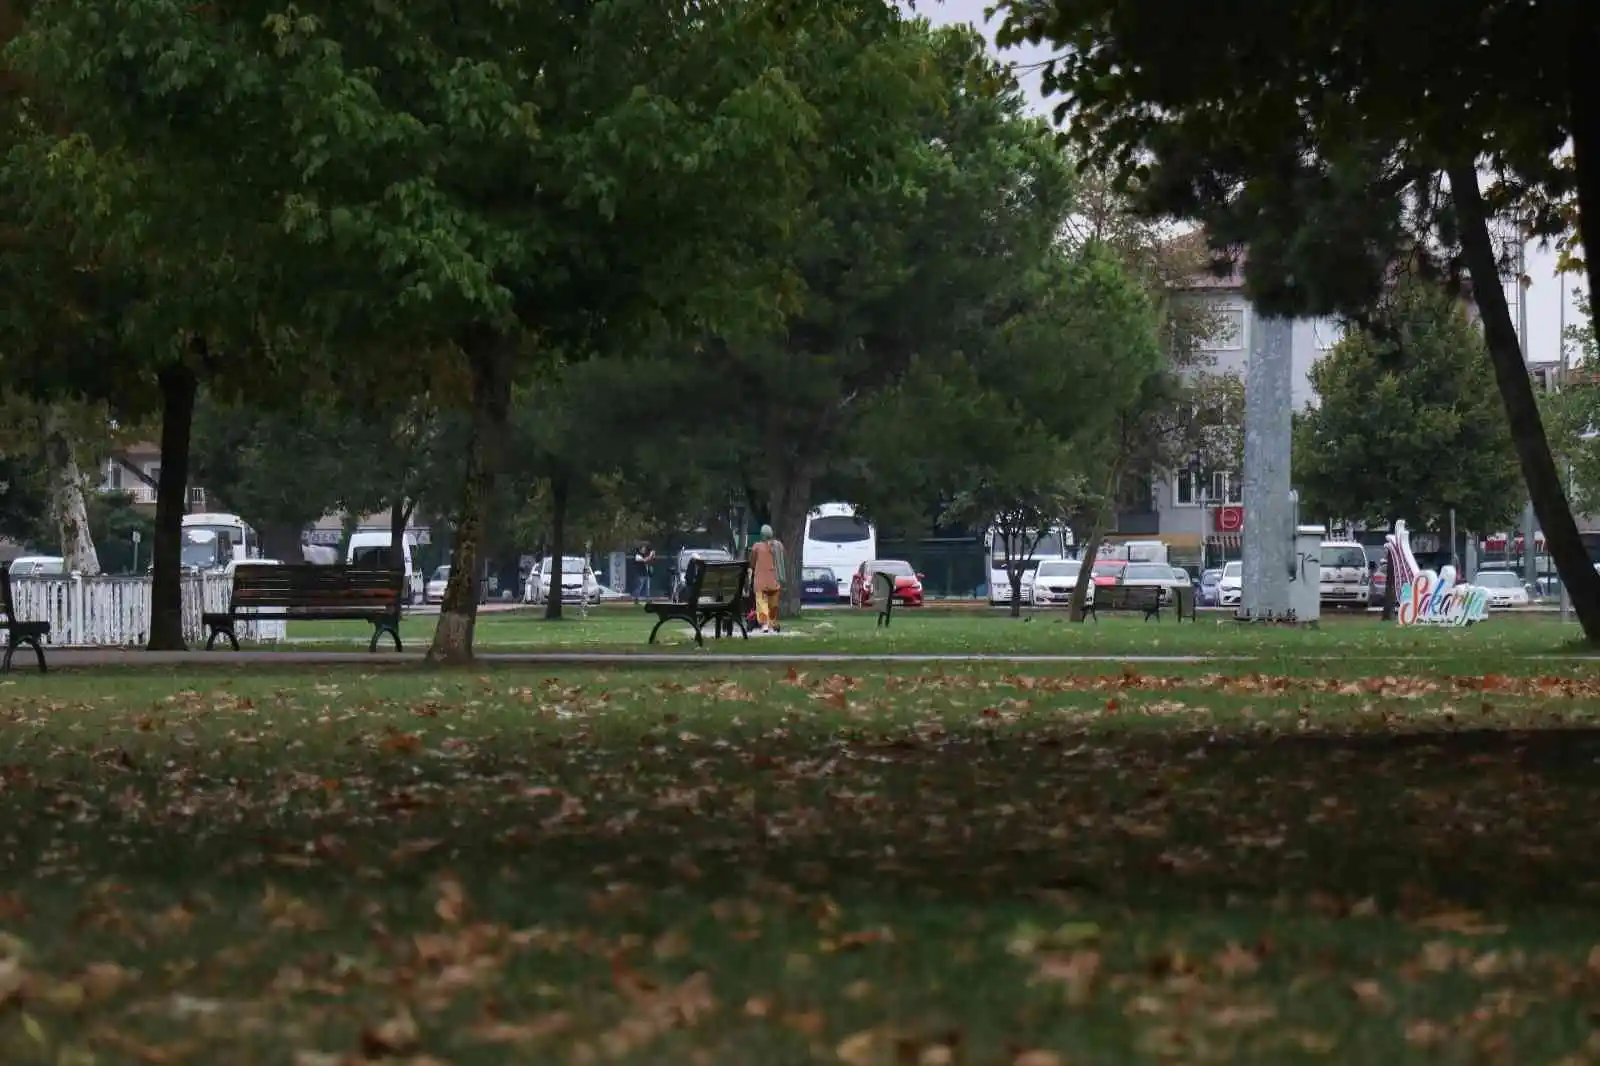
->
[148, 363, 197, 651]
[1382, 548, 1397, 621]
[1451, 163, 1600, 641]
[43, 407, 100, 575]
[427, 336, 513, 664]
[1069, 469, 1122, 621]
[388, 497, 414, 602]
[1008, 561, 1024, 619]
[259, 522, 304, 563]
[766, 468, 813, 619]
[1069, 533, 1104, 622]
[545, 474, 569, 621]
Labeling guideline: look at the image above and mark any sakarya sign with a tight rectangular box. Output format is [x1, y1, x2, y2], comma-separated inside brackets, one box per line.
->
[1385, 521, 1490, 626]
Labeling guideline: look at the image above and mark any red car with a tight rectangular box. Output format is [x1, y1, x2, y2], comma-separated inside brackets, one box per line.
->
[850, 559, 925, 607]
[1091, 560, 1128, 587]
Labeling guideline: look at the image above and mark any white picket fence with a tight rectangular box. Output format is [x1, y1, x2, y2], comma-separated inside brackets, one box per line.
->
[3, 573, 286, 647]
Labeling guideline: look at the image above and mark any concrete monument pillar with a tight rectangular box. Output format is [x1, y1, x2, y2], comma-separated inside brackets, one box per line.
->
[1240, 316, 1294, 620]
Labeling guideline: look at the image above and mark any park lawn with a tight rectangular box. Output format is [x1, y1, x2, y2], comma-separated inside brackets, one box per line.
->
[279, 605, 1594, 666]
[7, 666, 1600, 1064]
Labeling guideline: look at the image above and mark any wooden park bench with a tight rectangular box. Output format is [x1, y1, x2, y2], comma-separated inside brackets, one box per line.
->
[203, 564, 404, 652]
[644, 558, 750, 647]
[1, 566, 51, 674]
[1080, 583, 1165, 622]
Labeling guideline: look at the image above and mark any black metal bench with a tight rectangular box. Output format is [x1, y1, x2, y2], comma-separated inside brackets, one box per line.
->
[644, 559, 749, 646]
[1081, 583, 1164, 622]
[203, 564, 404, 652]
[1, 567, 50, 673]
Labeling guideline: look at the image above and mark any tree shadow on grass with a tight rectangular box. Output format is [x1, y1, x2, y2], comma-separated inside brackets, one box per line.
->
[11, 724, 1600, 918]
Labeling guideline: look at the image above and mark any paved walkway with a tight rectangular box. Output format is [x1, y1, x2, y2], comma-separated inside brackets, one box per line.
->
[34, 649, 1217, 669]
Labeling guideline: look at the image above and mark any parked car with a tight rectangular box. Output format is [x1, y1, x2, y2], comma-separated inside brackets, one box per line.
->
[1368, 561, 1388, 607]
[1218, 560, 1242, 607]
[850, 559, 924, 608]
[6, 556, 65, 577]
[1030, 559, 1091, 608]
[425, 565, 451, 604]
[799, 566, 838, 605]
[672, 548, 735, 602]
[1090, 559, 1128, 587]
[1118, 562, 1186, 603]
[1319, 540, 1370, 608]
[1474, 569, 1531, 609]
[595, 584, 629, 602]
[1198, 568, 1223, 607]
[526, 556, 600, 605]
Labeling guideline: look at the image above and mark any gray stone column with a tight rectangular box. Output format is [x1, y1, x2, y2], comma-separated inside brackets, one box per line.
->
[1240, 316, 1294, 620]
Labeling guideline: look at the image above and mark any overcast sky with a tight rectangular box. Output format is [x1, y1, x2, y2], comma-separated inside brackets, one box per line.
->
[920, 0, 1587, 366]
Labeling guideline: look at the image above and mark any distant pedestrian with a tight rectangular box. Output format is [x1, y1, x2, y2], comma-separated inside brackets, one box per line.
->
[749, 525, 787, 633]
[634, 542, 656, 601]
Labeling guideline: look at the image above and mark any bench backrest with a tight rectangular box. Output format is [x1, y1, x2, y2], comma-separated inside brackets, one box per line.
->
[686, 559, 747, 606]
[230, 564, 403, 613]
[1104, 583, 1161, 608]
[872, 571, 895, 604]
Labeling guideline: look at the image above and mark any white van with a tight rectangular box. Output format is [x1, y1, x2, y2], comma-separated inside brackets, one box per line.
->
[6, 556, 66, 577]
[803, 503, 876, 601]
[1319, 540, 1370, 608]
[345, 530, 423, 604]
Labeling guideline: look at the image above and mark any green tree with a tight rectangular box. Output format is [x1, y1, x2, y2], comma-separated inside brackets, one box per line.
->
[189, 396, 354, 562]
[1293, 281, 1522, 537]
[1544, 296, 1600, 510]
[994, 0, 1600, 638]
[7, 0, 819, 661]
[864, 245, 1165, 616]
[700, 14, 1076, 616]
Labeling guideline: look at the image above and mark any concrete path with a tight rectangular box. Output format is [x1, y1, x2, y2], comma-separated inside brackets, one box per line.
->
[30, 649, 1218, 669]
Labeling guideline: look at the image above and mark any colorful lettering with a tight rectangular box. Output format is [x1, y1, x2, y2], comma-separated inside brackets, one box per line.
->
[1387, 521, 1491, 627]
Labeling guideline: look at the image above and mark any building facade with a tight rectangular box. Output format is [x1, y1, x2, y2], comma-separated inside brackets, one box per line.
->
[1114, 257, 1347, 568]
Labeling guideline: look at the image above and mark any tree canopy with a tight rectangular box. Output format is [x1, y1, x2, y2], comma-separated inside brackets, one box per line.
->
[1294, 282, 1522, 534]
[993, 0, 1600, 638]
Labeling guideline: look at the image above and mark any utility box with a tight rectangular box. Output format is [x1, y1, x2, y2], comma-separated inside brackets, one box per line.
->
[1290, 524, 1324, 624]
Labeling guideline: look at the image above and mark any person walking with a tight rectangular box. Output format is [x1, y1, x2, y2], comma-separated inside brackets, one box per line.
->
[749, 525, 787, 633]
[633, 542, 656, 601]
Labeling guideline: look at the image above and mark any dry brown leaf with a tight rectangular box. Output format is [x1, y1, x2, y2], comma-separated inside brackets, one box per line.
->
[361, 1006, 421, 1056]
[837, 1029, 886, 1066]
[1350, 980, 1390, 1010]
[469, 1013, 571, 1044]
[1014, 1050, 1065, 1066]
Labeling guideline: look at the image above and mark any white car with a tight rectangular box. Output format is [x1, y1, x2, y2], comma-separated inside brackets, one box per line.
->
[1473, 569, 1529, 609]
[1029, 559, 1092, 608]
[526, 556, 600, 605]
[425, 565, 450, 604]
[1218, 561, 1242, 607]
[1118, 562, 1187, 603]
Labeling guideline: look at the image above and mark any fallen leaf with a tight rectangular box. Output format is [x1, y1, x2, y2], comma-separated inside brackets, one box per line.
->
[361, 1006, 421, 1056]
[469, 1013, 571, 1044]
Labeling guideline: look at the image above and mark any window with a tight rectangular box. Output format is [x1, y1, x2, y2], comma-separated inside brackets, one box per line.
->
[1314, 318, 1344, 350]
[107, 463, 123, 490]
[808, 515, 870, 543]
[1198, 305, 1245, 350]
[188, 487, 206, 507]
[1211, 472, 1242, 503]
[145, 464, 160, 482]
[1174, 470, 1197, 506]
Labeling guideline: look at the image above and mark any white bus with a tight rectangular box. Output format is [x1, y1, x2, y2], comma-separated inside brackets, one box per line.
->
[802, 502, 877, 601]
[181, 512, 258, 572]
[987, 523, 1072, 607]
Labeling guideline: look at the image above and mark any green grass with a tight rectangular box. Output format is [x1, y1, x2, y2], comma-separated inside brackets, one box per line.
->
[283, 604, 1593, 668]
[7, 660, 1600, 1064]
